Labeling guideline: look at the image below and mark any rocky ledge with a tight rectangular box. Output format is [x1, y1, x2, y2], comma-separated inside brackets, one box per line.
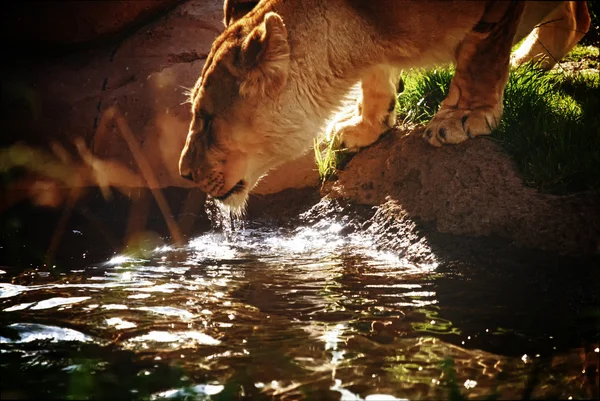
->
[317, 127, 600, 255]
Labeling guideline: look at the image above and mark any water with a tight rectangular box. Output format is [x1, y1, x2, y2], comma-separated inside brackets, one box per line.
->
[1, 199, 599, 400]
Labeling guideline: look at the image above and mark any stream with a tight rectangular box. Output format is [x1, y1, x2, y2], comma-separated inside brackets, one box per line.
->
[1, 197, 599, 400]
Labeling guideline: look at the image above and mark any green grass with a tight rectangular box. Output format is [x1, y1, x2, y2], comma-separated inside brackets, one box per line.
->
[396, 60, 600, 194]
[314, 130, 352, 185]
[396, 66, 454, 125]
[498, 65, 599, 193]
[562, 44, 599, 61]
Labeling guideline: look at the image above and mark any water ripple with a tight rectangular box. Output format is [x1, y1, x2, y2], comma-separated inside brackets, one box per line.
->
[0, 214, 596, 400]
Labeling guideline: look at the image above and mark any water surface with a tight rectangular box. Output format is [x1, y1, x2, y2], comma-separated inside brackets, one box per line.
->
[1, 202, 598, 400]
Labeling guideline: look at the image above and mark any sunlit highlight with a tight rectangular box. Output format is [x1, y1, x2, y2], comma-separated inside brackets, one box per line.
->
[106, 255, 134, 266]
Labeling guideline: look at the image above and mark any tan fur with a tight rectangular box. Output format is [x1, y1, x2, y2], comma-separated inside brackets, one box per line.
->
[179, 0, 589, 210]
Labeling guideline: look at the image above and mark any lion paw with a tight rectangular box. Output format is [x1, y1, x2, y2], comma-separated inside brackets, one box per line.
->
[330, 104, 395, 151]
[332, 116, 389, 150]
[423, 106, 501, 147]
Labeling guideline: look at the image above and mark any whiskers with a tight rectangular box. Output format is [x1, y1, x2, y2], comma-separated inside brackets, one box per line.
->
[179, 85, 194, 106]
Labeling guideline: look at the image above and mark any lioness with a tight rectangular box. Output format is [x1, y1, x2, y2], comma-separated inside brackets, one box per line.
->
[179, 0, 590, 211]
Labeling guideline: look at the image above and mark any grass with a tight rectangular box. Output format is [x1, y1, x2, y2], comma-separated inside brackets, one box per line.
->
[396, 66, 454, 125]
[315, 44, 600, 195]
[497, 64, 599, 194]
[396, 59, 600, 195]
[313, 130, 352, 185]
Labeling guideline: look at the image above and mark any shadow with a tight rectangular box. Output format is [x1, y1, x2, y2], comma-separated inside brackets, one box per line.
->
[0, 187, 210, 271]
[0, 339, 204, 400]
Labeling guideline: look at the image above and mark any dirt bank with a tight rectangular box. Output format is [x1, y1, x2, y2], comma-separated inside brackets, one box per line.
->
[321, 127, 600, 255]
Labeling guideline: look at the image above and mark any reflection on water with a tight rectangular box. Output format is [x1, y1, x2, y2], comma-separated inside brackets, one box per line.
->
[1, 207, 598, 400]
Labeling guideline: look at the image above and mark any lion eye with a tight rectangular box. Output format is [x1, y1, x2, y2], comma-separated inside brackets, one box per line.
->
[203, 116, 215, 147]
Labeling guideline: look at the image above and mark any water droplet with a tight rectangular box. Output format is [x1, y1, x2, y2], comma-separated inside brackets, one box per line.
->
[464, 379, 477, 389]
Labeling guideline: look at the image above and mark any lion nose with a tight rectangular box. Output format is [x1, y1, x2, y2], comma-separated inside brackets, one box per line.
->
[179, 166, 194, 182]
[181, 172, 194, 181]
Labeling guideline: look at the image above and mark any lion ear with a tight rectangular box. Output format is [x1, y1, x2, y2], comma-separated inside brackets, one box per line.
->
[240, 12, 290, 98]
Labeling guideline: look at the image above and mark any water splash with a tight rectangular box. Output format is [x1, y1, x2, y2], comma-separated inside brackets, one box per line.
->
[204, 197, 246, 237]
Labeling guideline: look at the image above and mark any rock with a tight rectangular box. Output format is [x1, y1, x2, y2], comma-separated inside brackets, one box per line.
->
[325, 128, 600, 255]
[1, 1, 180, 48]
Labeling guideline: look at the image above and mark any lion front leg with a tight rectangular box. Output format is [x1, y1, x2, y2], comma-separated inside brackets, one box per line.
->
[331, 65, 402, 150]
[424, 1, 525, 147]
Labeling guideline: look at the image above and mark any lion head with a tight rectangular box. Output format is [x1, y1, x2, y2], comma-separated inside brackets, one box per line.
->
[179, 10, 315, 212]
